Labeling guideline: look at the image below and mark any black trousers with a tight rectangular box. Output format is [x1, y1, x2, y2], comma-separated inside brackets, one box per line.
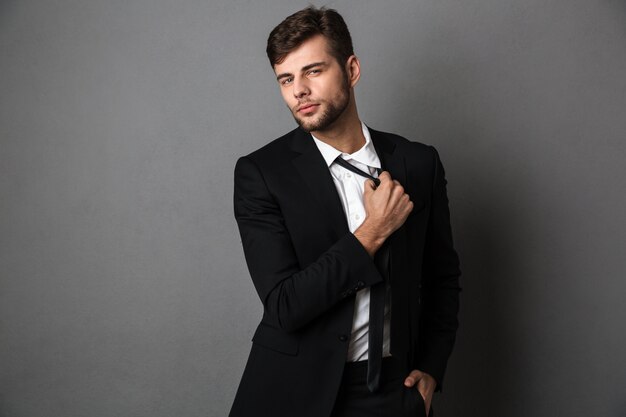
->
[330, 357, 432, 417]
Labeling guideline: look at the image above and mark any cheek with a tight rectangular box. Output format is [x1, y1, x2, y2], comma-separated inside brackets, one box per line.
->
[321, 81, 340, 100]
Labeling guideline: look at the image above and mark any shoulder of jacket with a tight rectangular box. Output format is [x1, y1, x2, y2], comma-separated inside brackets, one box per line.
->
[239, 127, 299, 165]
[368, 126, 435, 156]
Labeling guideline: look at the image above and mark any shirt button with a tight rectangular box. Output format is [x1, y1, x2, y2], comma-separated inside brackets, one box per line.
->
[354, 214, 360, 220]
[346, 173, 352, 178]
[339, 335, 348, 342]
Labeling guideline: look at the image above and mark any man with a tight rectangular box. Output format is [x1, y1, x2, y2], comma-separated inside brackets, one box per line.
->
[230, 6, 461, 417]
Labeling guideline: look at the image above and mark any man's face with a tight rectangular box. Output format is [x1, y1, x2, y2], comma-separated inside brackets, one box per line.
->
[274, 35, 352, 133]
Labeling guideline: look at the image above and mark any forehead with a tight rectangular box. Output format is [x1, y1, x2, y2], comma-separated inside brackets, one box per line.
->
[274, 34, 334, 73]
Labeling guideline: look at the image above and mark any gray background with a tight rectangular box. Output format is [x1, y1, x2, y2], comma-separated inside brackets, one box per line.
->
[1, 0, 625, 416]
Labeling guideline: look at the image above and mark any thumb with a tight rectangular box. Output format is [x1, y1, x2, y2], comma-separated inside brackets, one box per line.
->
[404, 370, 423, 387]
[364, 179, 377, 193]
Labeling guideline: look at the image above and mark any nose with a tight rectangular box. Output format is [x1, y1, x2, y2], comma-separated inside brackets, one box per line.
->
[293, 77, 310, 99]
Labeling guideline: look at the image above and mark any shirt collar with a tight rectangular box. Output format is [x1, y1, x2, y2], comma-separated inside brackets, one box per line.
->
[311, 122, 382, 169]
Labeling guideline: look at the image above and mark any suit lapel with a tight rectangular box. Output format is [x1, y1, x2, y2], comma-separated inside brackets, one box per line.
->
[369, 126, 408, 281]
[290, 128, 350, 239]
[369, 127, 406, 198]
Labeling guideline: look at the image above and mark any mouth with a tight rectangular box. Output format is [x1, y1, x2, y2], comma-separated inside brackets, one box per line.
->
[297, 103, 319, 113]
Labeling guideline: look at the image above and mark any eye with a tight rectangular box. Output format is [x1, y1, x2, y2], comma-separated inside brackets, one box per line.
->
[280, 77, 293, 85]
[308, 69, 320, 75]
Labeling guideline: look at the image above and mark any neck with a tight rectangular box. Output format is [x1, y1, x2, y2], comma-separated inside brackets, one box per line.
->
[310, 100, 365, 154]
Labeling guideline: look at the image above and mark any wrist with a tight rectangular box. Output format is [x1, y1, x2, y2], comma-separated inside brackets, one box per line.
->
[354, 223, 386, 257]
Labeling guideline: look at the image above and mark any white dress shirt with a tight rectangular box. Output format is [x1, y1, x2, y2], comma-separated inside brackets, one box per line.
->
[312, 122, 392, 362]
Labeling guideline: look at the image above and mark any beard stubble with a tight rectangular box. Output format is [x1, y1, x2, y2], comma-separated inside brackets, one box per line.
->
[291, 71, 351, 133]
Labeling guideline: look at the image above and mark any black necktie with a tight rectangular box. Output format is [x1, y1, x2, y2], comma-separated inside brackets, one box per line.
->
[333, 156, 381, 187]
[332, 156, 388, 393]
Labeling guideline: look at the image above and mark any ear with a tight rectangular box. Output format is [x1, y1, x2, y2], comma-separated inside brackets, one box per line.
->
[345, 55, 361, 88]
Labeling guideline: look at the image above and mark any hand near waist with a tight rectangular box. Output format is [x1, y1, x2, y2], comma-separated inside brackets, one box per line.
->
[404, 369, 436, 415]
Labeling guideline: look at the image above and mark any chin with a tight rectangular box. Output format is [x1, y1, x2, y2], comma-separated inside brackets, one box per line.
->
[297, 121, 319, 132]
[294, 115, 322, 132]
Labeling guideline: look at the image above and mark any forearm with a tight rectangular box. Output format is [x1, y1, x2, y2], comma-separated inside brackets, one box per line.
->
[235, 156, 384, 333]
[255, 232, 383, 332]
[353, 223, 386, 258]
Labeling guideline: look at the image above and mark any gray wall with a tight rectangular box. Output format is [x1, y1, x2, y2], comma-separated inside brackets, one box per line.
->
[1, 1, 625, 416]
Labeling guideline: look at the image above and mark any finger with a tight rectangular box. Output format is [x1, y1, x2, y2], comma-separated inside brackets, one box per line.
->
[363, 178, 377, 192]
[404, 370, 422, 386]
[417, 384, 432, 413]
[378, 171, 392, 184]
[387, 184, 406, 207]
[402, 196, 414, 213]
[395, 200, 413, 223]
[392, 183, 405, 196]
[417, 377, 429, 393]
[416, 385, 428, 402]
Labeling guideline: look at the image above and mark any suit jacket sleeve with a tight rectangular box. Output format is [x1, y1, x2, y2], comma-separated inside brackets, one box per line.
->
[415, 146, 462, 391]
[233, 155, 384, 332]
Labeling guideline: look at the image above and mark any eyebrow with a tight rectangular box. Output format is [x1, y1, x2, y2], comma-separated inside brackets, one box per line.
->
[276, 61, 328, 81]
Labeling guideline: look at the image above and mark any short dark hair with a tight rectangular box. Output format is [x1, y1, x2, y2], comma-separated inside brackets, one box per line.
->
[266, 6, 354, 68]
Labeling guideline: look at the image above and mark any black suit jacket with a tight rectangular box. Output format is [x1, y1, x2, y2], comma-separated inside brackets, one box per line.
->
[229, 126, 461, 417]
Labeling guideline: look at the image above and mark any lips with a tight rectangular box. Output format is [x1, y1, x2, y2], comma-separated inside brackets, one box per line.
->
[297, 103, 319, 113]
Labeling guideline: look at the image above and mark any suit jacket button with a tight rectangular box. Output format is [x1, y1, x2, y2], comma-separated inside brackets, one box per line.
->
[339, 335, 348, 342]
[356, 281, 365, 288]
